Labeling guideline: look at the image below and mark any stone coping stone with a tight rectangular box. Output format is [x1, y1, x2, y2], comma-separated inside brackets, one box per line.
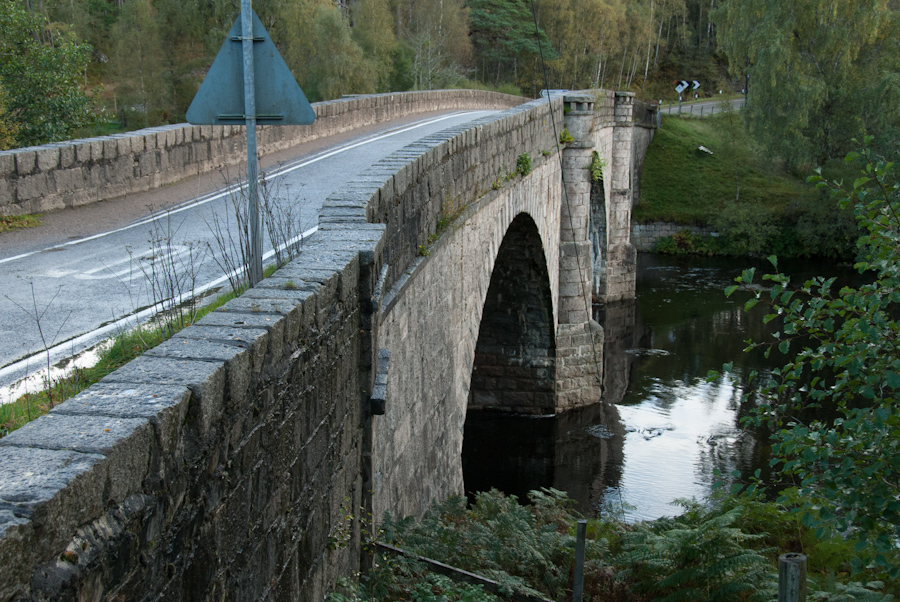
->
[100, 355, 225, 437]
[0, 413, 149, 457]
[49, 383, 191, 421]
[0, 446, 106, 559]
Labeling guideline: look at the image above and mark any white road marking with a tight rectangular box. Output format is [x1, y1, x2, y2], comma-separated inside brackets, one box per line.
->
[0, 112, 476, 267]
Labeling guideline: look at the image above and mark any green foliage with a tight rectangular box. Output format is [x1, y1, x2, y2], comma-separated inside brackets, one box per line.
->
[305, 5, 373, 102]
[380, 489, 606, 600]
[327, 559, 501, 602]
[589, 151, 606, 182]
[559, 128, 574, 144]
[728, 139, 900, 580]
[655, 229, 717, 255]
[515, 153, 532, 176]
[467, 0, 556, 94]
[0, 214, 42, 233]
[614, 501, 774, 601]
[714, 0, 900, 167]
[110, 0, 171, 128]
[0, 82, 18, 149]
[330, 487, 899, 601]
[640, 114, 859, 259]
[638, 115, 812, 226]
[712, 201, 779, 256]
[0, 2, 98, 147]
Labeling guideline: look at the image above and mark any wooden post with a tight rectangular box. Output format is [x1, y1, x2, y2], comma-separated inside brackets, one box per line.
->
[778, 553, 807, 602]
[573, 519, 587, 602]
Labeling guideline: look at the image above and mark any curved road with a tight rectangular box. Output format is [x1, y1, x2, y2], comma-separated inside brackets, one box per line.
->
[0, 109, 498, 399]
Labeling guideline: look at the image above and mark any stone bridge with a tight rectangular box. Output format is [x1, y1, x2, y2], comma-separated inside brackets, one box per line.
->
[0, 90, 654, 600]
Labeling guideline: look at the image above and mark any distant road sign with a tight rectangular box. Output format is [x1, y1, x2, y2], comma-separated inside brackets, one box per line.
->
[692, 80, 701, 90]
[675, 80, 689, 93]
[186, 10, 315, 126]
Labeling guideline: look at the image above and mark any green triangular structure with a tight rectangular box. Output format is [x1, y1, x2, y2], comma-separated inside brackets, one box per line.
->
[186, 10, 315, 126]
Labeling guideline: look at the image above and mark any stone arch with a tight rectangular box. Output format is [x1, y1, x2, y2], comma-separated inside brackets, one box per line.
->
[468, 213, 556, 415]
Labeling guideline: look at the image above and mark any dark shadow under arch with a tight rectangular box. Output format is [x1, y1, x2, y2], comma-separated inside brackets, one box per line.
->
[467, 213, 556, 415]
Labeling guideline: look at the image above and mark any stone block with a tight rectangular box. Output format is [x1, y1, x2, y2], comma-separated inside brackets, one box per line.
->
[36, 147, 60, 172]
[53, 168, 85, 193]
[52, 383, 191, 459]
[0, 446, 106, 560]
[146, 337, 253, 413]
[0, 413, 153, 502]
[103, 138, 118, 160]
[116, 137, 131, 156]
[130, 136, 146, 154]
[0, 510, 33, 601]
[100, 355, 225, 437]
[59, 145, 75, 169]
[15, 151, 36, 176]
[197, 310, 285, 364]
[0, 153, 14, 178]
[15, 173, 48, 202]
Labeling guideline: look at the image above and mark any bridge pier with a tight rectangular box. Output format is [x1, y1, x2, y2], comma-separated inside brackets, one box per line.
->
[555, 94, 604, 411]
[592, 92, 638, 303]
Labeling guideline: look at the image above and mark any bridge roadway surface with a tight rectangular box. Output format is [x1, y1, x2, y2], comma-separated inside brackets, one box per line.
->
[0, 109, 497, 399]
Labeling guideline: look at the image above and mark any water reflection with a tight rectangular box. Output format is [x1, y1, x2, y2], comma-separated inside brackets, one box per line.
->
[463, 254, 808, 521]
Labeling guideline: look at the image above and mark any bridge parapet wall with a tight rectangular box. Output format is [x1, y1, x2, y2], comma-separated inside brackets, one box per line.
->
[0, 224, 385, 600]
[0, 90, 524, 217]
[328, 96, 563, 304]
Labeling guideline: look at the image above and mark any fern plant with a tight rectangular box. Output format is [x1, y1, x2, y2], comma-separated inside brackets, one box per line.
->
[380, 489, 608, 600]
[614, 501, 774, 602]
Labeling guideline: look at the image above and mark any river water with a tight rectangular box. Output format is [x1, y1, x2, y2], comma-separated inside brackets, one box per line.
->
[463, 253, 857, 522]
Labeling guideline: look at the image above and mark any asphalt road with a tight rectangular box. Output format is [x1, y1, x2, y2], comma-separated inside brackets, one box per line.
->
[0, 109, 497, 399]
[658, 97, 745, 116]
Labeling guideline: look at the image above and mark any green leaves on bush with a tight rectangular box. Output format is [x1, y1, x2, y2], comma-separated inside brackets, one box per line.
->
[515, 153, 532, 177]
[730, 139, 900, 581]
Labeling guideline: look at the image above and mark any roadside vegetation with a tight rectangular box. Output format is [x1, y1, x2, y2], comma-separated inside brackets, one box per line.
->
[0, 281, 251, 437]
[0, 168, 299, 437]
[0, 214, 42, 233]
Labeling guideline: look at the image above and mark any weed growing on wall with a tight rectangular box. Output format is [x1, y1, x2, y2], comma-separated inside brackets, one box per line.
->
[515, 153, 532, 177]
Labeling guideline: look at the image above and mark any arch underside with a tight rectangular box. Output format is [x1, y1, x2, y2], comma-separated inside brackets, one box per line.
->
[468, 213, 556, 415]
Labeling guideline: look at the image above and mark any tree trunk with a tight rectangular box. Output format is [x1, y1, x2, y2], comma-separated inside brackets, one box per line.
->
[643, 0, 655, 89]
[654, 16, 663, 66]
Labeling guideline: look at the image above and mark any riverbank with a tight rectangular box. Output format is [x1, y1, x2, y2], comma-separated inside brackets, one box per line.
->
[636, 114, 857, 258]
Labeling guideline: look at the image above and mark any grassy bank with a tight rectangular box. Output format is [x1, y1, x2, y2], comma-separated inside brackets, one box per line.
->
[636, 113, 859, 258]
[637, 112, 810, 225]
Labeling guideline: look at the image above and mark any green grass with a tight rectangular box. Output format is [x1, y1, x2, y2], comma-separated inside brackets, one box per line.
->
[637, 113, 814, 225]
[0, 214, 42, 233]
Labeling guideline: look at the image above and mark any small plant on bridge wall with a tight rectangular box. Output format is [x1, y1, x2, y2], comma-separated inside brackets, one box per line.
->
[492, 168, 505, 190]
[515, 153, 532, 177]
[436, 196, 466, 233]
[559, 128, 574, 144]
[590, 151, 606, 182]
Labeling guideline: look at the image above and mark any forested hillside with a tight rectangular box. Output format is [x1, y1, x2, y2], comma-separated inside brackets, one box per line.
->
[0, 0, 732, 148]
